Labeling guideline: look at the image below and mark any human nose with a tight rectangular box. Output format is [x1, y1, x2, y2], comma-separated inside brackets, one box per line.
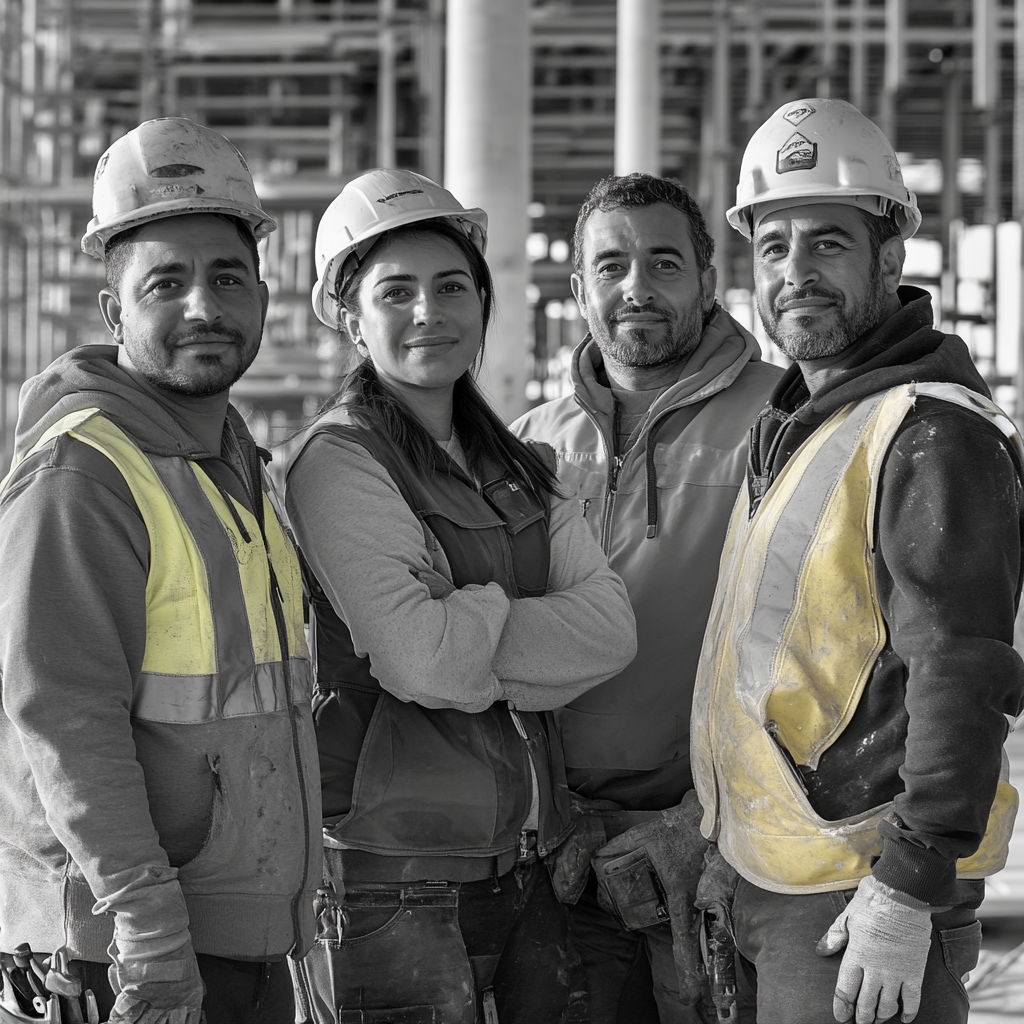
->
[623, 264, 655, 306]
[182, 283, 222, 322]
[782, 245, 819, 290]
[413, 289, 444, 326]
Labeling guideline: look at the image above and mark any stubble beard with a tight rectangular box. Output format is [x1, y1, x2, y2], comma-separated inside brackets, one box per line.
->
[758, 259, 887, 362]
[591, 293, 708, 370]
[123, 324, 258, 397]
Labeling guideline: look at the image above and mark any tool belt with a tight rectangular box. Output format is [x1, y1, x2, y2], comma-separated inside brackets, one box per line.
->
[0, 946, 100, 1024]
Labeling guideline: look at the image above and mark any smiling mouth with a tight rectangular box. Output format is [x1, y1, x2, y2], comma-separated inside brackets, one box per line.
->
[777, 297, 836, 314]
[405, 337, 458, 348]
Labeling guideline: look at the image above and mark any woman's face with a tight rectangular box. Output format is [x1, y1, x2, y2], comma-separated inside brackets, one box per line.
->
[343, 232, 484, 394]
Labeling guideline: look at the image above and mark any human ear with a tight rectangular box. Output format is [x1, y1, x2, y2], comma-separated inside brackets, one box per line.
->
[879, 237, 905, 295]
[570, 274, 589, 320]
[98, 288, 124, 342]
[701, 265, 719, 313]
[341, 309, 367, 354]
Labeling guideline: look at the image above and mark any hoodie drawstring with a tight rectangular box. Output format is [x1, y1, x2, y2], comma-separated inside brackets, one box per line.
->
[644, 430, 659, 539]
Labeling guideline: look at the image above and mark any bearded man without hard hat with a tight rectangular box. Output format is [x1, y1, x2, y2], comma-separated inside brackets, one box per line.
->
[0, 119, 320, 1024]
[691, 98, 1024, 1024]
[513, 174, 782, 1023]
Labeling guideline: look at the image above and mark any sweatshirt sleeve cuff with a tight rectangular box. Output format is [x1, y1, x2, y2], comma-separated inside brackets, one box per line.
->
[873, 822, 959, 907]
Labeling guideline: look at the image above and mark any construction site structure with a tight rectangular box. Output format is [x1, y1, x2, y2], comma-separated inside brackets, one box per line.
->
[3, 0, 1024, 465]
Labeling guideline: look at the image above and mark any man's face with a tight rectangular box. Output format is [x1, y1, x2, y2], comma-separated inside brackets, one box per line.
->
[100, 214, 269, 397]
[571, 204, 716, 371]
[753, 203, 897, 362]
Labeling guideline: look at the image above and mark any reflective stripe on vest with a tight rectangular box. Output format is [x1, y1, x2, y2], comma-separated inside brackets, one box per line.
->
[692, 382, 1021, 894]
[11, 409, 311, 723]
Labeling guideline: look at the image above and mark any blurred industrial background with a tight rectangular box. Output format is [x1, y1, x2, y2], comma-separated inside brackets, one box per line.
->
[2, 0, 1024, 1011]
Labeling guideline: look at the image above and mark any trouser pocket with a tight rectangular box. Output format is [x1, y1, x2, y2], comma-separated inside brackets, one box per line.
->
[291, 884, 475, 1024]
[592, 845, 668, 931]
[940, 920, 982, 989]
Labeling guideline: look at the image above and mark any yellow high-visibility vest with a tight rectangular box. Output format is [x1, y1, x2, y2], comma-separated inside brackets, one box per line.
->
[8, 407, 311, 723]
[692, 382, 1020, 894]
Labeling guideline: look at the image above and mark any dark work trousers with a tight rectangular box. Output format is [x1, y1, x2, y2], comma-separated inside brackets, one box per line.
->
[565, 872, 705, 1024]
[70, 952, 293, 1024]
[292, 857, 570, 1024]
[730, 877, 982, 1024]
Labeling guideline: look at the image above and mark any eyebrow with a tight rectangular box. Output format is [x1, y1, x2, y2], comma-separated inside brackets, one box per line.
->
[373, 268, 473, 286]
[591, 246, 686, 267]
[756, 224, 859, 247]
[140, 256, 252, 282]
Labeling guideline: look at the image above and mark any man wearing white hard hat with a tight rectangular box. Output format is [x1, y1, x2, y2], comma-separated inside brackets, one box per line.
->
[691, 98, 1024, 1024]
[0, 118, 320, 1024]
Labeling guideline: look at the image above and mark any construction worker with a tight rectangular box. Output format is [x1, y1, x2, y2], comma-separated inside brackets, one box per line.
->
[0, 118, 321, 1024]
[512, 174, 782, 1023]
[285, 169, 637, 1023]
[692, 97, 1024, 1024]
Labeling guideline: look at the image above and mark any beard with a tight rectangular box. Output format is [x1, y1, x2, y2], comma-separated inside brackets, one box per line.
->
[590, 293, 709, 370]
[123, 324, 258, 397]
[757, 260, 887, 362]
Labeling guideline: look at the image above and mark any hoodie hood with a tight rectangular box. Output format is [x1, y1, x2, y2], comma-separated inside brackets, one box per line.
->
[571, 303, 764, 434]
[14, 345, 232, 461]
[766, 286, 989, 424]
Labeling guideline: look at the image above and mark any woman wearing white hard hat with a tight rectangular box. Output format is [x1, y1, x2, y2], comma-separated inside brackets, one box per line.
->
[286, 169, 637, 1022]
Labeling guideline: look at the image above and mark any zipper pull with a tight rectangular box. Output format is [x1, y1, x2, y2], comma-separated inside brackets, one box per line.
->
[507, 701, 529, 739]
[610, 454, 624, 491]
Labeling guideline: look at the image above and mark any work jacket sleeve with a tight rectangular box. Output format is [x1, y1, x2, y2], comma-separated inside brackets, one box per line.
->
[495, 489, 637, 711]
[286, 434, 510, 713]
[872, 401, 1024, 905]
[0, 441, 191, 958]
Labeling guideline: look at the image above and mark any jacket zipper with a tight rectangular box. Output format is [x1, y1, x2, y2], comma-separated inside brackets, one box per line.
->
[600, 454, 624, 554]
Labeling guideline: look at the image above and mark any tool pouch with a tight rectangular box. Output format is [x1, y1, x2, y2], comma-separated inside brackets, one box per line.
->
[592, 844, 669, 931]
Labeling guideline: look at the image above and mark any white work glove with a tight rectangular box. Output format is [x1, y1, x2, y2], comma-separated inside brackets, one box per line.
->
[107, 935, 205, 1024]
[816, 874, 934, 1024]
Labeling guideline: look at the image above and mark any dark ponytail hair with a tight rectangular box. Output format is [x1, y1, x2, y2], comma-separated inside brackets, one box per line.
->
[321, 220, 558, 498]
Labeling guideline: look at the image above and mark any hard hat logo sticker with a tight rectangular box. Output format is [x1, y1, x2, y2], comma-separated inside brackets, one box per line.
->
[777, 133, 817, 174]
[377, 189, 425, 203]
[782, 104, 816, 126]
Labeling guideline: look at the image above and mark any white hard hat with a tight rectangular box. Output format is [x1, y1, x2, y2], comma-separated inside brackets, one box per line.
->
[312, 168, 488, 329]
[81, 117, 276, 259]
[728, 98, 921, 241]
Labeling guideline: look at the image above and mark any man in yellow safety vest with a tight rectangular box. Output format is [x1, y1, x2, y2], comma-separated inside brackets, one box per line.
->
[692, 98, 1023, 1024]
[0, 118, 320, 1024]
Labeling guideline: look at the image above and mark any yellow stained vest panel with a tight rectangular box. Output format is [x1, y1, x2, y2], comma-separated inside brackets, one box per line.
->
[7, 410, 310, 724]
[692, 383, 1021, 894]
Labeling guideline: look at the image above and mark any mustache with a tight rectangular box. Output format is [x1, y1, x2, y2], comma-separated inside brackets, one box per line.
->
[774, 288, 845, 311]
[608, 304, 674, 322]
[169, 324, 246, 346]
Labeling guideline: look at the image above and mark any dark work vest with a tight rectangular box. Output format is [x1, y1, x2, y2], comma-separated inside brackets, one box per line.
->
[293, 403, 572, 882]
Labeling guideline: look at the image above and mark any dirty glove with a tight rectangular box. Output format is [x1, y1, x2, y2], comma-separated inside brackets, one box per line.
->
[592, 790, 711, 1007]
[546, 792, 621, 904]
[107, 934, 205, 1024]
[816, 874, 934, 1024]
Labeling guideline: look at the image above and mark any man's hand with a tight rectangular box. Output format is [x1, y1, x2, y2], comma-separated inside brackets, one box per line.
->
[816, 874, 933, 1024]
[107, 937, 205, 1024]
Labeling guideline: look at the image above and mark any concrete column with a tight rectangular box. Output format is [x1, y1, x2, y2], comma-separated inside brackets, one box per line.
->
[614, 0, 660, 175]
[445, 0, 531, 421]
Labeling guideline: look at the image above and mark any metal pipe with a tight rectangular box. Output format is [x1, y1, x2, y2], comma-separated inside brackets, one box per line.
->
[445, 0, 531, 421]
[377, 0, 396, 169]
[614, 0, 660, 175]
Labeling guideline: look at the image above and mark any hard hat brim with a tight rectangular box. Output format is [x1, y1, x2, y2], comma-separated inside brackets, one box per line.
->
[81, 198, 277, 259]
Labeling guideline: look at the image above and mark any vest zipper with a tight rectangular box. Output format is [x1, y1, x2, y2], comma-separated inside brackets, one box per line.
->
[765, 720, 809, 795]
